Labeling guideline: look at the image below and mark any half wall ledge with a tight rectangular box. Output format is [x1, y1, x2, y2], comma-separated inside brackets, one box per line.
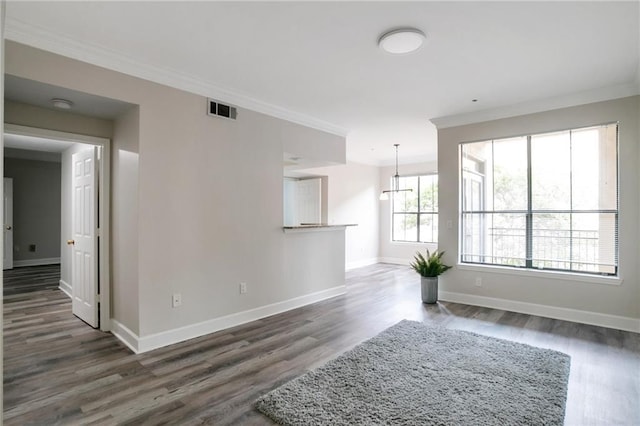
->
[283, 224, 357, 233]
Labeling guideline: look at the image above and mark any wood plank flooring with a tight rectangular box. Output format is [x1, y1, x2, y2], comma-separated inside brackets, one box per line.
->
[4, 263, 640, 425]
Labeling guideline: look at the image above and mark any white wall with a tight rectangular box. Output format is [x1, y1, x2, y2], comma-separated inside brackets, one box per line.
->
[378, 161, 438, 265]
[437, 96, 640, 331]
[305, 161, 380, 269]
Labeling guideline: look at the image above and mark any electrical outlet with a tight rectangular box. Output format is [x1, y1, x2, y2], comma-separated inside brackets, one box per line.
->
[239, 282, 247, 294]
[475, 277, 482, 287]
[172, 293, 182, 307]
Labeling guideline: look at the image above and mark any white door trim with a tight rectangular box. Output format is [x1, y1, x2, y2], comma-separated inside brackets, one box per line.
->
[3, 178, 13, 270]
[4, 123, 112, 332]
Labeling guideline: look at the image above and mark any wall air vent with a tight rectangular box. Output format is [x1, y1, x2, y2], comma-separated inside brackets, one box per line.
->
[207, 98, 237, 120]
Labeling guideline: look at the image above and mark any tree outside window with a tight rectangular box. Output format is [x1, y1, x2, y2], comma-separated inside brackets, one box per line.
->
[460, 123, 618, 276]
[392, 175, 438, 243]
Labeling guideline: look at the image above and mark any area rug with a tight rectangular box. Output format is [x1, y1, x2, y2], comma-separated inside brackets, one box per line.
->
[255, 319, 571, 425]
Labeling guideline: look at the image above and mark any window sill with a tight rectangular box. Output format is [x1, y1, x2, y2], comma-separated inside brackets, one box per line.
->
[456, 263, 622, 286]
[391, 241, 437, 246]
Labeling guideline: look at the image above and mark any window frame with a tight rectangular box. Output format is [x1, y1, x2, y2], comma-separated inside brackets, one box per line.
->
[459, 122, 619, 277]
[391, 173, 439, 244]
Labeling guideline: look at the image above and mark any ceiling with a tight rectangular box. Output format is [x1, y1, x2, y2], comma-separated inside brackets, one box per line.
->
[4, 133, 73, 153]
[4, 75, 135, 120]
[4, 1, 639, 166]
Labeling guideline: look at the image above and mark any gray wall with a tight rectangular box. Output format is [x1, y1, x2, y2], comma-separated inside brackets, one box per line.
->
[6, 40, 347, 343]
[4, 154, 61, 263]
[437, 96, 640, 325]
[4, 100, 113, 138]
[111, 106, 140, 334]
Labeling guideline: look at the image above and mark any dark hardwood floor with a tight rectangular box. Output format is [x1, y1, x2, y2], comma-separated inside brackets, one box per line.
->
[3, 263, 640, 425]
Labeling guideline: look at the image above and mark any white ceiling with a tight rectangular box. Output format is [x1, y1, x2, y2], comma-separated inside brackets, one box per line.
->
[4, 1, 639, 166]
[4, 75, 135, 120]
[4, 133, 74, 153]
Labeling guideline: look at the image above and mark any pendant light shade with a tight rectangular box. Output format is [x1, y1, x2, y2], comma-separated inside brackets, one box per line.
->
[380, 144, 412, 200]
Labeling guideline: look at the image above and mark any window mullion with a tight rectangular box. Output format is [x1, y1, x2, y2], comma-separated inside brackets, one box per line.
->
[526, 135, 533, 268]
[416, 177, 420, 243]
[569, 130, 574, 271]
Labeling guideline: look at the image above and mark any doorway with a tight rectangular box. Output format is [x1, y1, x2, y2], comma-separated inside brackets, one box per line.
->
[3, 124, 111, 331]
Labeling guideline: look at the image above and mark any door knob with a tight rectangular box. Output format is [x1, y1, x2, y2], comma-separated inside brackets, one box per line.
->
[5, 225, 11, 230]
[67, 239, 75, 245]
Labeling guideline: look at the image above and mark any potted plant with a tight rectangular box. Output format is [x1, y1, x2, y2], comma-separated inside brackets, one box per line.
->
[410, 249, 452, 304]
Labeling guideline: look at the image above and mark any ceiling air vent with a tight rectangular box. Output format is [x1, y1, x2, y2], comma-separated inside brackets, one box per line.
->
[207, 98, 237, 120]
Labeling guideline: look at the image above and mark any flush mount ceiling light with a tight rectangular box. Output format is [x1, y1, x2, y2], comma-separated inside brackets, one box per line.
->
[51, 98, 73, 109]
[380, 144, 413, 201]
[378, 28, 426, 54]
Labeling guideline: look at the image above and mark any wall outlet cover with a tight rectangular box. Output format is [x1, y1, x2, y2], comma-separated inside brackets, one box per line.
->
[172, 293, 182, 307]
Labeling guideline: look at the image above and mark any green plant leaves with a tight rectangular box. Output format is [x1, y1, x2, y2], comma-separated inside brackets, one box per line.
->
[410, 249, 452, 277]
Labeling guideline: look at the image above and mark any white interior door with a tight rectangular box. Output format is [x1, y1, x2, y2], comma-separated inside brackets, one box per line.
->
[71, 148, 99, 327]
[3, 177, 14, 270]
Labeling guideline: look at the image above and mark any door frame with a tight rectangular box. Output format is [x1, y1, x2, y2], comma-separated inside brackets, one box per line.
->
[4, 124, 111, 331]
[3, 177, 13, 270]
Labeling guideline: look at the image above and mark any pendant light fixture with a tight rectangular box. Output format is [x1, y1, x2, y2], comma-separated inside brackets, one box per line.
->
[380, 144, 412, 200]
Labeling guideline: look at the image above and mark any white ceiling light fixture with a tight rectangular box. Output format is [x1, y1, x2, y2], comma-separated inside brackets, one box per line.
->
[378, 28, 426, 54]
[380, 144, 413, 201]
[51, 98, 73, 109]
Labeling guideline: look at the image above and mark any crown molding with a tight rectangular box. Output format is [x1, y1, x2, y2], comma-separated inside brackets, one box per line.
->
[430, 82, 640, 130]
[4, 17, 348, 137]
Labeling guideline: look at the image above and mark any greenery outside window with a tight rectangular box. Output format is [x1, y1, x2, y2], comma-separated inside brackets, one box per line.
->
[460, 123, 618, 276]
[392, 175, 438, 243]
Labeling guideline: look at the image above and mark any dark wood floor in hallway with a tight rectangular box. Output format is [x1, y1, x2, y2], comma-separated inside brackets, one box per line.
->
[3, 263, 640, 425]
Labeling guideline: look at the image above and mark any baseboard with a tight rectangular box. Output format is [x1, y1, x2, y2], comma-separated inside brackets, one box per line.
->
[346, 258, 379, 270]
[59, 279, 72, 298]
[378, 257, 410, 266]
[439, 291, 640, 333]
[110, 320, 141, 354]
[111, 285, 347, 354]
[13, 257, 60, 267]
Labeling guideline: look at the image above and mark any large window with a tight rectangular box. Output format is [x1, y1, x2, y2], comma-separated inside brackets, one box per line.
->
[392, 175, 438, 243]
[460, 123, 618, 275]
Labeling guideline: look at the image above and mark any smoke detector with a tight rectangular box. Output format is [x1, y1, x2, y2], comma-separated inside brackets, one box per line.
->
[51, 98, 73, 109]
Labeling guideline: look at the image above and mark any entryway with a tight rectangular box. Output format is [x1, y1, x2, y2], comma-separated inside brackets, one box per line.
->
[3, 124, 111, 330]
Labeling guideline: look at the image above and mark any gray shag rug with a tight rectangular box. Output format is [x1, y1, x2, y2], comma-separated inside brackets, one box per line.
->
[255, 320, 571, 425]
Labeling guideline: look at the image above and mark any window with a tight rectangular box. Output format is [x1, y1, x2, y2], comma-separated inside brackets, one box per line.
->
[460, 123, 618, 275]
[392, 175, 438, 243]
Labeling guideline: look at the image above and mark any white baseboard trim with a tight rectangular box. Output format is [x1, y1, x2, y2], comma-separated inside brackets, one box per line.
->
[110, 320, 142, 354]
[378, 257, 410, 266]
[439, 291, 640, 333]
[13, 257, 60, 267]
[346, 258, 379, 270]
[59, 279, 72, 298]
[111, 285, 347, 354]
